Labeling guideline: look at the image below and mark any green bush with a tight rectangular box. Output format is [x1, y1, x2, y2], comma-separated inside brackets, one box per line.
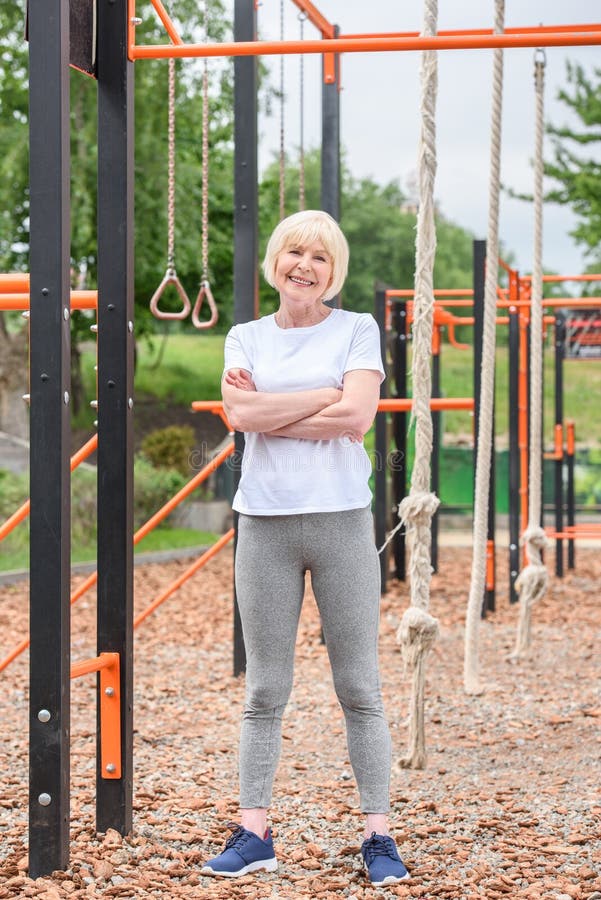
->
[133, 454, 187, 529]
[140, 425, 195, 477]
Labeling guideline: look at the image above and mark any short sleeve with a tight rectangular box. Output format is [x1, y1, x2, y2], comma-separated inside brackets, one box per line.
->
[344, 315, 385, 383]
[223, 325, 252, 375]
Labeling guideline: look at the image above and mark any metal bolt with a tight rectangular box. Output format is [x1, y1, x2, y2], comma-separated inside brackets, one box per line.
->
[106, 763, 116, 774]
[509, 543, 518, 551]
[90, 323, 98, 333]
[108, 380, 115, 389]
[22, 393, 31, 403]
[38, 793, 52, 806]
[105, 687, 115, 697]
[90, 400, 98, 409]
[21, 310, 30, 319]
[128, 321, 134, 333]
[63, 391, 69, 405]
[41, 288, 49, 296]
[63, 307, 70, 321]
[41, 373, 48, 382]
[511, 570, 518, 578]
[38, 709, 51, 723]
[108, 303, 115, 311]
[128, 397, 133, 409]
[131, 16, 142, 24]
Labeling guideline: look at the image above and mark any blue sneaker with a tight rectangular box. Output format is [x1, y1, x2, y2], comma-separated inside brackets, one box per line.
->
[201, 823, 278, 878]
[361, 832, 410, 886]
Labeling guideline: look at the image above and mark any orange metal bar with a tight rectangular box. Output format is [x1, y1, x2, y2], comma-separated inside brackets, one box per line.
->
[192, 398, 474, 415]
[191, 400, 232, 429]
[544, 423, 564, 461]
[342, 23, 601, 40]
[0, 291, 97, 311]
[0, 434, 98, 543]
[70, 652, 121, 780]
[546, 531, 601, 540]
[131, 28, 601, 60]
[518, 310, 529, 543]
[386, 288, 474, 298]
[566, 421, 575, 456]
[148, 0, 184, 44]
[0, 273, 29, 292]
[289, 0, 335, 39]
[0, 440, 236, 672]
[521, 273, 601, 283]
[485, 539, 495, 592]
[134, 529, 235, 628]
[323, 50, 336, 84]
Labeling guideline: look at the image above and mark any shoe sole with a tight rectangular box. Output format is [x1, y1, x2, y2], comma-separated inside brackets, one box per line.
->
[369, 873, 411, 886]
[201, 858, 278, 878]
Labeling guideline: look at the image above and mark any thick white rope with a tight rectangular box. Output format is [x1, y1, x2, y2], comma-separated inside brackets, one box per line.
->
[464, 0, 505, 695]
[514, 53, 549, 656]
[395, 0, 440, 772]
[279, 0, 286, 220]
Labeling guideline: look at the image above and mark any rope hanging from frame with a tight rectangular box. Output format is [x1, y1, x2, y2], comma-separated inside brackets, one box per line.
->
[298, 10, 307, 210]
[192, 0, 219, 329]
[395, 0, 440, 772]
[514, 49, 549, 655]
[279, 0, 286, 220]
[464, 0, 505, 695]
[149, 53, 192, 321]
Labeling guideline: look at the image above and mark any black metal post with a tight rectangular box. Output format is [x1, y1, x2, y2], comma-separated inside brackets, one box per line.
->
[374, 289, 389, 591]
[472, 240, 495, 614]
[96, 0, 135, 834]
[232, 0, 258, 676]
[392, 302, 407, 580]
[321, 28, 340, 307]
[554, 313, 565, 576]
[508, 307, 520, 604]
[431, 332, 441, 573]
[28, 0, 71, 877]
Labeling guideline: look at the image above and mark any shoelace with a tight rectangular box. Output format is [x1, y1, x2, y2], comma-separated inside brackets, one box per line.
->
[363, 832, 396, 866]
[223, 822, 251, 851]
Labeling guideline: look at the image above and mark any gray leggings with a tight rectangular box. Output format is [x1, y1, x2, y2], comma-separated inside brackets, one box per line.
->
[235, 505, 391, 814]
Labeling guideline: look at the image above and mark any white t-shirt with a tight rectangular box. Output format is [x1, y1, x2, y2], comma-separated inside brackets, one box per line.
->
[223, 308, 385, 516]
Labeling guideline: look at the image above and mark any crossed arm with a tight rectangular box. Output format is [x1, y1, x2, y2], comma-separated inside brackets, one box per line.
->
[222, 368, 381, 441]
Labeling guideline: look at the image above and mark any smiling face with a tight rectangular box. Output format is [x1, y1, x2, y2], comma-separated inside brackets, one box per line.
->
[274, 241, 334, 309]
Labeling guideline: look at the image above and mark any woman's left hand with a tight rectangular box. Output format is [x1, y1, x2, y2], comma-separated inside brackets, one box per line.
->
[225, 368, 257, 392]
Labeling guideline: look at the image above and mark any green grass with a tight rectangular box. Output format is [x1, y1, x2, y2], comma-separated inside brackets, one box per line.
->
[0, 526, 218, 574]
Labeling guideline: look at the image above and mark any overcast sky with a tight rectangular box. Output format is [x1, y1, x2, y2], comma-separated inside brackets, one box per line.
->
[245, 1, 600, 282]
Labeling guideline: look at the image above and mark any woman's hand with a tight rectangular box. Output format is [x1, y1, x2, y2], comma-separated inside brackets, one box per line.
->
[225, 368, 256, 392]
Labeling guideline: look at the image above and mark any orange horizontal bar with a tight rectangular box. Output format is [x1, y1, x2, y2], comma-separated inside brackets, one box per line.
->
[134, 529, 235, 628]
[0, 291, 97, 311]
[387, 289, 474, 298]
[547, 531, 601, 540]
[131, 29, 601, 61]
[0, 274, 29, 292]
[342, 23, 601, 40]
[379, 398, 474, 412]
[290, 0, 335, 39]
[149, 0, 183, 44]
[70, 651, 117, 680]
[522, 273, 601, 283]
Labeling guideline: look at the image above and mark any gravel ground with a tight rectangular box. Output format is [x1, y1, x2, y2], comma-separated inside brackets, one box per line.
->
[1, 547, 600, 899]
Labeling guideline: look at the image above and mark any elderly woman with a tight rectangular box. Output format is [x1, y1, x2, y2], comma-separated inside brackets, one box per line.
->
[202, 210, 409, 887]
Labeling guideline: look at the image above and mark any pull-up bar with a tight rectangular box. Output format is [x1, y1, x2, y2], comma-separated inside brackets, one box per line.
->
[130, 23, 601, 61]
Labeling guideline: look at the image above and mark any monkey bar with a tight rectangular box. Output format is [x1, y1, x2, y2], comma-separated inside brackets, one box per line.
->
[129, 17, 601, 60]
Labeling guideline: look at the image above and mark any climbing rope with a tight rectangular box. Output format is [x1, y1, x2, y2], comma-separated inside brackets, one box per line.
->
[298, 11, 306, 210]
[192, 0, 218, 329]
[395, 0, 440, 771]
[464, 0, 505, 695]
[149, 54, 192, 321]
[514, 49, 549, 655]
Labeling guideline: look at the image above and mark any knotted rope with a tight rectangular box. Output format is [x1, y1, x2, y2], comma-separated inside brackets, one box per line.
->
[464, 0, 505, 695]
[395, 0, 440, 772]
[514, 51, 549, 656]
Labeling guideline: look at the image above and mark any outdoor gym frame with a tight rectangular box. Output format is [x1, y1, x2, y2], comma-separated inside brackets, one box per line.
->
[23, 0, 601, 877]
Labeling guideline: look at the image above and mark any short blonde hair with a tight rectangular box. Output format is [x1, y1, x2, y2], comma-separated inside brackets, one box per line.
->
[262, 210, 349, 302]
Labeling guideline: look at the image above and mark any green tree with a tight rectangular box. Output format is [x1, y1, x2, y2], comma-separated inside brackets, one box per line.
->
[545, 62, 601, 268]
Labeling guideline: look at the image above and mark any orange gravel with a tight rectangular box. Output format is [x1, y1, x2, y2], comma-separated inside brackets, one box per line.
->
[1, 547, 600, 899]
